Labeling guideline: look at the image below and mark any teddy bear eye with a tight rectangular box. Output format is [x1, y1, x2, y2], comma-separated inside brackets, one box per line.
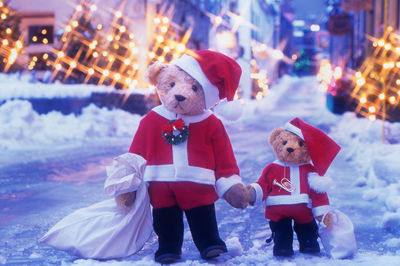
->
[192, 85, 198, 92]
[298, 141, 304, 147]
[170, 82, 175, 87]
[283, 141, 287, 145]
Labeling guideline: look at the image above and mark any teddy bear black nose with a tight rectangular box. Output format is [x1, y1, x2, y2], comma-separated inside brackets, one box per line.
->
[175, 94, 186, 102]
[287, 147, 294, 153]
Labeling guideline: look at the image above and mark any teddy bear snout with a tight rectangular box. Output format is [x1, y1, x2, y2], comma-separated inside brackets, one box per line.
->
[287, 147, 294, 153]
[175, 94, 186, 102]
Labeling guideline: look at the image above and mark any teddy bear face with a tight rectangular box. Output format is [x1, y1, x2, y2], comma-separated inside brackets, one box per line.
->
[269, 128, 311, 164]
[146, 62, 206, 116]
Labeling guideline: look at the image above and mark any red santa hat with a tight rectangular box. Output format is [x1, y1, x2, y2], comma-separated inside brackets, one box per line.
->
[171, 50, 243, 120]
[284, 117, 341, 176]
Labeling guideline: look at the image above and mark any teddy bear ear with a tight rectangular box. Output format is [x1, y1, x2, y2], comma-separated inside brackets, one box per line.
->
[268, 128, 285, 145]
[145, 62, 168, 85]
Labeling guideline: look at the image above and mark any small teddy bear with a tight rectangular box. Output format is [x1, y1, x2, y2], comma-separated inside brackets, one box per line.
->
[247, 117, 341, 257]
[116, 50, 249, 263]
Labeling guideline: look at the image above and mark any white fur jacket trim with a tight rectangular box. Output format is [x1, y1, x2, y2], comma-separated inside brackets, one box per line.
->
[308, 172, 334, 193]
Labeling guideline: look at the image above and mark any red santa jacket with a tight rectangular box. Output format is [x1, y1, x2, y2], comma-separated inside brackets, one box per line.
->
[251, 160, 331, 217]
[129, 105, 241, 197]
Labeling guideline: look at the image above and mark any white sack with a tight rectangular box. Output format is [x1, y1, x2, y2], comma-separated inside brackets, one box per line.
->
[319, 209, 357, 259]
[40, 153, 152, 259]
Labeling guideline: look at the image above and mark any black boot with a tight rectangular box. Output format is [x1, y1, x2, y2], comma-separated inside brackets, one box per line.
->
[153, 205, 184, 264]
[269, 218, 294, 257]
[185, 204, 227, 260]
[294, 219, 320, 254]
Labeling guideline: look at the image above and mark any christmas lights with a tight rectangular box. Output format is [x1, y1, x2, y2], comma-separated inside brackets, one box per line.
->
[350, 27, 400, 122]
[0, 0, 24, 73]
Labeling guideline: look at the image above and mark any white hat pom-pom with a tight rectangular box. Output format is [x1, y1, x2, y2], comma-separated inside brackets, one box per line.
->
[214, 99, 243, 121]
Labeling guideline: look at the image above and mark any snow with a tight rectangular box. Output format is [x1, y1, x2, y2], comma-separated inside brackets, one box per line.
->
[1, 74, 400, 265]
[0, 100, 141, 150]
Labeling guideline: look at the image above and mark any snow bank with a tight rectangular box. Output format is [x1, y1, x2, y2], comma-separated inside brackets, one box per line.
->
[0, 100, 141, 150]
[318, 112, 400, 232]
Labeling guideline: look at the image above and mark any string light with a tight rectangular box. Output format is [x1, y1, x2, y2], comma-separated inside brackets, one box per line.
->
[177, 44, 185, 52]
[156, 35, 164, 43]
[356, 77, 365, 86]
[154, 17, 161, 24]
[8, 49, 17, 64]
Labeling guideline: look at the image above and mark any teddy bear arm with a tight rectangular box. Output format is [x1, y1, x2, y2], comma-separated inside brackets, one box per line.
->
[246, 185, 256, 205]
[223, 183, 249, 209]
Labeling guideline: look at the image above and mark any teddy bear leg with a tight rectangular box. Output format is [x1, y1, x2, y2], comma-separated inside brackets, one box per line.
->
[153, 205, 184, 263]
[293, 219, 320, 254]
[269, 217, 294, 257]
[185, 204, 227, 260]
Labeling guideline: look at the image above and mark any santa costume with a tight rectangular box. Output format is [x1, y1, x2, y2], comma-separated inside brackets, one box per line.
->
[250, 117, 341, 257]
[129, 50, 243, 263]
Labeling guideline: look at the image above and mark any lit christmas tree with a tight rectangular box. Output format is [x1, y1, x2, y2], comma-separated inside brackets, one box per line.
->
[48, 0, 140, 90]
[351, 27, 400, 122]
[0, 0, 23, 73]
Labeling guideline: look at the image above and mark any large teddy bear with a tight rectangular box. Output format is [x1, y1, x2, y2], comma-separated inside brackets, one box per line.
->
[116, 50, 248, 263]
[248, 117, 341, 257]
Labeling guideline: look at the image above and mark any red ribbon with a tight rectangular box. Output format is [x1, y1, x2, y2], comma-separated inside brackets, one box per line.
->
[162, 118, 185, 134]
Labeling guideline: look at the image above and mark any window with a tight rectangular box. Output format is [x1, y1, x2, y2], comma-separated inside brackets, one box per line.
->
[28, 25, 54, 45]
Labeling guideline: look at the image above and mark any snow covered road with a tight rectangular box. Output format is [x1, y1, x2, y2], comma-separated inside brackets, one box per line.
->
[1, 76, 400, 265]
